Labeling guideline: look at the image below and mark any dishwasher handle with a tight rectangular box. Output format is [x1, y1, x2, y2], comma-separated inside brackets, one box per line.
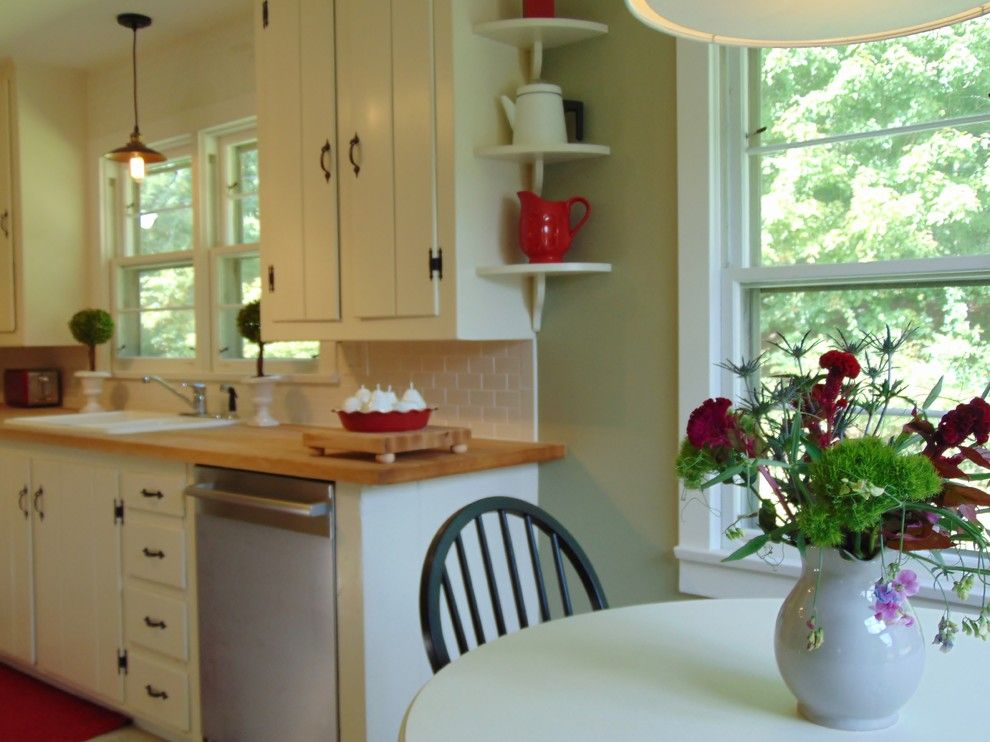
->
[184, 483, 331, 517]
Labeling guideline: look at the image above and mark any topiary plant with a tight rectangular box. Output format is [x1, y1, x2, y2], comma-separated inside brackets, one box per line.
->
[68, 309, 114, 372]
[236, 299, 265, 377]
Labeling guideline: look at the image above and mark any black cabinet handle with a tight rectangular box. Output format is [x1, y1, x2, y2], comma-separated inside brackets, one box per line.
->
[144, 616, 167, 629]
[145, 684, 168, 700]
[33, 487, 44, 521]
[140, 488, 164, 500]
[142, 547, 166, 559]
[0, 210, 9, 238]
[348, 133, 361, 176]
[17, 486, 28, 519]
[320, 140, 332, 182]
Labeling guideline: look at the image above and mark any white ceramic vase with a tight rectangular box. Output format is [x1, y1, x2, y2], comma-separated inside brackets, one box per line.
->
[774, 547, 925, 731]
[75, 370, 111, 413]
[243, 375, 281, 427]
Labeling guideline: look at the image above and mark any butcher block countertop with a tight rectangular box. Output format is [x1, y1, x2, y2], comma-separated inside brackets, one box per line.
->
[0, 407, 564, 485]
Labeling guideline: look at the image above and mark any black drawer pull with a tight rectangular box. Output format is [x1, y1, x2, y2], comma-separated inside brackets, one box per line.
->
[144, 616, 167, 629]
[145, 684, 169, 700]
[142, 547, 166, 559]
[140, 488, 164, 500]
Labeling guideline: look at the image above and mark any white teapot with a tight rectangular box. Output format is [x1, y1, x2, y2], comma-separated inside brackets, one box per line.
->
[500, 82, 568, 146]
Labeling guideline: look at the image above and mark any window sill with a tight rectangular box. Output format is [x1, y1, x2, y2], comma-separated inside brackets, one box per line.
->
[676, 544, 982, 614]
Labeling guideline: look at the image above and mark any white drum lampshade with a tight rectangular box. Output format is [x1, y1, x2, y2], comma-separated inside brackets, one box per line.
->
[625, 0, 990, 46]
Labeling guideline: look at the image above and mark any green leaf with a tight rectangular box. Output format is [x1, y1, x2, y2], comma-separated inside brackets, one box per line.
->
[721, 522, 798, 562]
[699, 463, 748, 489]
[922, 376, 944, 411]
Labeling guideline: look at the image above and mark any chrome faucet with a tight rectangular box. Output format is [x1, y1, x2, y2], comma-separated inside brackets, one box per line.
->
[142, 375, 209, 416]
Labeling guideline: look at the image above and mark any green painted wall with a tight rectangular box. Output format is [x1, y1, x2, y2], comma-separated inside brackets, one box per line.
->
[537, 0, 681, 606]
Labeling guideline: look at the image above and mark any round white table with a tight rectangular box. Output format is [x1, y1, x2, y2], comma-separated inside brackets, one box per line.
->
[401, 598, 987, 741]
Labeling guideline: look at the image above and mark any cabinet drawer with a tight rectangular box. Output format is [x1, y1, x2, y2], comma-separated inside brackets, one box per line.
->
[125, 654, 190, 732]
[121, 471, 186, 517]
[124, 522, 187, 589]
[125, 586, 188, 661]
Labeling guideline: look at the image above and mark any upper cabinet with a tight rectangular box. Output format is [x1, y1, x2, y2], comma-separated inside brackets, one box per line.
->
[0, 61, 87, 347]
[255, 0, 340, 325]
[255, 0, 535, 341]
[335, 0, 438, 322]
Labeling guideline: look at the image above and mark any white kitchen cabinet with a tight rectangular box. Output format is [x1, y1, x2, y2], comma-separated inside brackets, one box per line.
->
[0, 449, 32, 664]
[119, 463, 199, 735]
[31, 457, 123, 702]
[255, 0, 340, 325]
[0, 60, 87, 346]
[335, 0, 439, 322]
[0, 441, 199, 737]
[255, 0, 535, 342]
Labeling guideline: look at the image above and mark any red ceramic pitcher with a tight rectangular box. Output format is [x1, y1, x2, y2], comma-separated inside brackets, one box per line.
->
[523, 0, 555, 18]
[517, 191, 591, 263]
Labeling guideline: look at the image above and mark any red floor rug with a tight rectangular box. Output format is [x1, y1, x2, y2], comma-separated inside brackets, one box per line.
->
[0, 663, 130, 742]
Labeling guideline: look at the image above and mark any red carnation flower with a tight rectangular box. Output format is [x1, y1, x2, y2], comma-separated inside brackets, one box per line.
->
[687, 397, 737, 449]
[970, 397, 990, 445]
[936, 398, 990, 448]
[819, 350, 861, 380]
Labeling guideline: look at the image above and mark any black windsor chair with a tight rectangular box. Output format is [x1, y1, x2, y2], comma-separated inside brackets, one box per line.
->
[419, 496, 608, 673]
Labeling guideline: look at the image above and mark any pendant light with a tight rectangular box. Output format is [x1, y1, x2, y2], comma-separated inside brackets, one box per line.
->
[103, 13, 165, 181]
[625, 0, 990, 47]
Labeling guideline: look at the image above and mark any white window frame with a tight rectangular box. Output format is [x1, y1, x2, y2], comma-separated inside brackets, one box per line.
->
[675, 39, 990, 606]
[110, 136, 201, 377]
[106, 119, 329, 379]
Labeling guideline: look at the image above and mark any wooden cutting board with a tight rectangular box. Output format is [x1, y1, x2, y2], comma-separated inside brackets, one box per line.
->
[302, 426, 471, 464]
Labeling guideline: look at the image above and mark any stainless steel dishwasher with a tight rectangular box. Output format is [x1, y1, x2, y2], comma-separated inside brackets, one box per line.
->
[186, 466, 337, 741]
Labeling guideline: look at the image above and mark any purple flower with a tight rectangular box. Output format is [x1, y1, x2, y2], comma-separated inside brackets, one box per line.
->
[872, 570, 918, 626]
[894, 570, 919, 597]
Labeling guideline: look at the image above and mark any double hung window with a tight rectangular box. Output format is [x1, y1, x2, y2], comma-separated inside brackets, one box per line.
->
[107, 123, 320, 375]
[676, 19, 990, 595]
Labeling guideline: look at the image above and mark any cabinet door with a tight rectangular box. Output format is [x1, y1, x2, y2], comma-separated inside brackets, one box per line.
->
[0, 450, 32, 663]
[33, 459, 123, 702]
[391, 0, 440, 318]
[337, 0, 439, 320]
[256, 0, 340, 324]
[0, 72, 15, 333]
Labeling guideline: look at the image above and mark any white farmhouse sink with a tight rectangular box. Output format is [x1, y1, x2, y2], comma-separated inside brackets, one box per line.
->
[4, 410, 238, 435]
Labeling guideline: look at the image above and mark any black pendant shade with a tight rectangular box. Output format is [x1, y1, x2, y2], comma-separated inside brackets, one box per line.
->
[103, 13, 165, 180]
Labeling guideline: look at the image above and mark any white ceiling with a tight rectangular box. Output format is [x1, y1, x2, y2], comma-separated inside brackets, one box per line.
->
[0, 0, 252, 70]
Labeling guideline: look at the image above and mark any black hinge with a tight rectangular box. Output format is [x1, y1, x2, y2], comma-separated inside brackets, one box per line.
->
[268, 265, 276, 292]
[113, 499, 124, 524]
[262, 0, 269, 28]
[117, 649, 128, 674]
[428, 248, 443, 280]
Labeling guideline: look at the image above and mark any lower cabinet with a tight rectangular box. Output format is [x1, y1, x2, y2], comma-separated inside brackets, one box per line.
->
[0, 449, 32, 664]
[118, 464, 197, 735]
[32, 457, 123, 702]
[0, 443, 199, 739]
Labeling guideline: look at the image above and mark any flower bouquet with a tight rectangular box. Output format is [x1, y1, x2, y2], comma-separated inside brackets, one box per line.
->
[676, 328, 990, 650]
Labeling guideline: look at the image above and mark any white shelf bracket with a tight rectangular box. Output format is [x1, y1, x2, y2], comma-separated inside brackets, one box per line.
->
[531, 273, 548, 332]
[530, 40, 544, 80]
[532, 157, 545, 195]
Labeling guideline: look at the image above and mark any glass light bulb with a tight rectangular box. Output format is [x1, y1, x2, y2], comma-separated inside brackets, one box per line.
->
[129, 154, 145, 181]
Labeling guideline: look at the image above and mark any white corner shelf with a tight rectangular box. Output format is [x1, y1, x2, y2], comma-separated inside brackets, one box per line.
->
[473, 18, 609, 79]
[475, 143, 610, 192]
[477, 262, 612, 332]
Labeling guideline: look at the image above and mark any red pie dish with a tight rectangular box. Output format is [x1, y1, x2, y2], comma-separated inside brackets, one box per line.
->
[337, 408, 432, 432]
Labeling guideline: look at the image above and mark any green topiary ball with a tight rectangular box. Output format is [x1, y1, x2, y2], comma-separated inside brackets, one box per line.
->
[236, 300, 262, 344]
[68, 309, 114, 346]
